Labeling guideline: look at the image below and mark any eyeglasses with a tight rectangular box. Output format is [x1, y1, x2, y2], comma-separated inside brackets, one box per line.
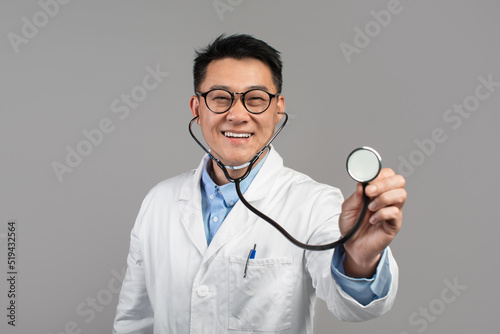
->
[196, 88, 279, 114]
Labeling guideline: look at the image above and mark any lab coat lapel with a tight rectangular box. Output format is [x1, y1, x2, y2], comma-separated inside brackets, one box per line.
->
[201, 199, 255, 264]
[201, 148, 283, 264]
[179, 157, 208, 256]
[243, 147, 283, 202]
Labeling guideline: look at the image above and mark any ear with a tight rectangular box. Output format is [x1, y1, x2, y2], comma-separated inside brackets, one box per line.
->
[189, 95, 201, 124]
[275, 94, 285, 123]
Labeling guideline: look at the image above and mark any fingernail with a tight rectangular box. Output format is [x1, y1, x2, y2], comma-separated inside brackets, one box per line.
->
[368, 201, 376, 211]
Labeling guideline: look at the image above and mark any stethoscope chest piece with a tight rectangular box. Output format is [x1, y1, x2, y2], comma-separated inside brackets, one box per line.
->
[346, 146, 382, 183]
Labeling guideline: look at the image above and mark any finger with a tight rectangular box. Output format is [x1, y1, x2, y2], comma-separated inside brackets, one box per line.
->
[366, 173, 405, 197]
[377, 167, 396, 179]
[368, 188, 407, 212]
[368, 206, 402, 229]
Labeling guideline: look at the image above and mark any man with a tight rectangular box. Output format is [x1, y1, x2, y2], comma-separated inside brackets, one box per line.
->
[113, 34, 407, 333]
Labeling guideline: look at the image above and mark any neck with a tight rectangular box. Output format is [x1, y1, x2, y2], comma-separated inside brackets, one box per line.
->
[209, 150, 268, 186]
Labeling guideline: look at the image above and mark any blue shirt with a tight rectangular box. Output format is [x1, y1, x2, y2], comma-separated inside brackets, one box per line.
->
[200, 155, 266, 245]
[200, 154, 391, 306]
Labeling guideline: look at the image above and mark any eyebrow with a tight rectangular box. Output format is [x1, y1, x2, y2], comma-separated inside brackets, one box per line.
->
[208, 84, 270, 92]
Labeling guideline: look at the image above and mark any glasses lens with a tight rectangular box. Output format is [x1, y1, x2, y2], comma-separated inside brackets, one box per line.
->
[206, 90, 232, 113]
[244, 90, 271, 113]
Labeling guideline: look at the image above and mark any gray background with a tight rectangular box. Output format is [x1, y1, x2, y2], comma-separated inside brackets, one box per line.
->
[1, 0, 498, 333]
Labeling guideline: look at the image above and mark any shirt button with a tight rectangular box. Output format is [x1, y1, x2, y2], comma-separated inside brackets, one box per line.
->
[197, 285, 210, 297]
[213, 217, 218, 222]
[229, 201, 234, 206]
[210, 194, 214, 200]
[218, 189, 222, 194]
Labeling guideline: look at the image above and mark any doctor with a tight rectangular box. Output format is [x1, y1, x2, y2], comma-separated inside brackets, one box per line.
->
[113, 34, 407, 333]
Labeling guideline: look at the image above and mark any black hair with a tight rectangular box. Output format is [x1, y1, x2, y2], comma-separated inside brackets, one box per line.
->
[193, 34, 283, 93]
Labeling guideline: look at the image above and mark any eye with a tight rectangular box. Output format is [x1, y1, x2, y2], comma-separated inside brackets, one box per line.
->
[245, 91, 269, 107]
[248, 96, 265, 101]
[212, 95, 230, 101]
[208, 90, 232, 101]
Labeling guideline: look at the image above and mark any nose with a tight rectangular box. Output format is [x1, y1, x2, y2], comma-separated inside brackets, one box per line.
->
[226, 93, 249, 122]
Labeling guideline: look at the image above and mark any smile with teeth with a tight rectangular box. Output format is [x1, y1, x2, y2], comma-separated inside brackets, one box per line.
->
[224, 131, 253, 138]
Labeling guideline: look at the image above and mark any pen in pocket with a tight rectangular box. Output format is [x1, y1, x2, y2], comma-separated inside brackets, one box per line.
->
[243, 244, 257, 278]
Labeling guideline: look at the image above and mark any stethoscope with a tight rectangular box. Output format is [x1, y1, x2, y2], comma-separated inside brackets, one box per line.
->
[189, 112, 382, 251]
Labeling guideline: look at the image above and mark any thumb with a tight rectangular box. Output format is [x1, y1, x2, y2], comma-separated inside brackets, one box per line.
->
[343, 183, 365, 212]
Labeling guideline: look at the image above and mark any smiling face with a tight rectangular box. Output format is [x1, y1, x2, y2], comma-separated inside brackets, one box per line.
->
[190, 57, 285, 184]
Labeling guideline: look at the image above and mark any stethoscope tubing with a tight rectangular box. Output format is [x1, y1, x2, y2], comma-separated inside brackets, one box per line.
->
[235, 178, 369, 251]
[189, 111, 370, 251]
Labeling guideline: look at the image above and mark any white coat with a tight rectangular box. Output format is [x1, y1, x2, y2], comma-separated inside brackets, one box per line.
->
[113, 148, 398, 334]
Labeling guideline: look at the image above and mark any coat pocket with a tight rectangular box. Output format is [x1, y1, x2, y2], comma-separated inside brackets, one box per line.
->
[228, 256, 294, 332]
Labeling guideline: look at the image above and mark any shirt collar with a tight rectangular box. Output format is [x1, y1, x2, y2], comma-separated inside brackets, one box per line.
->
[201, 152, 268, 208]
